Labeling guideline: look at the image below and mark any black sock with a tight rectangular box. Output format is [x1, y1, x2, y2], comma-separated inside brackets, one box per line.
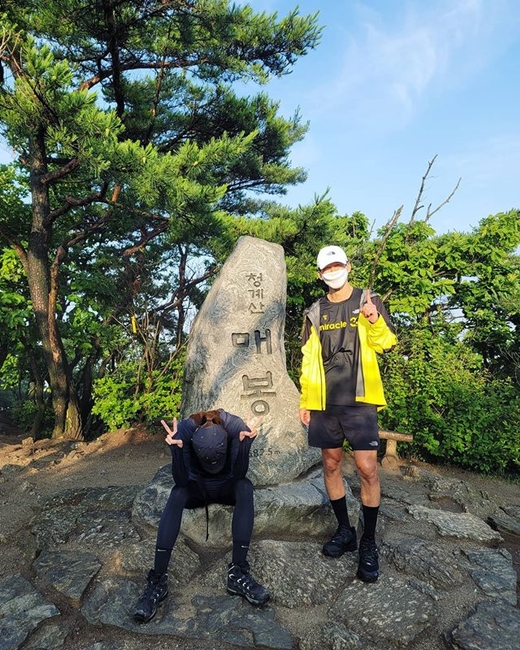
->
[330, 496, 350, 528]
[361, 505, 379, 540]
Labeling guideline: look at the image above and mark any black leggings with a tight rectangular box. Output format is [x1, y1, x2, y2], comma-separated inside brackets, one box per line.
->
[154, 478, 254, 574]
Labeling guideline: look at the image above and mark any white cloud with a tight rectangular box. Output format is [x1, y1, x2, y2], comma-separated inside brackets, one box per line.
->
[309, 0, 516, 132]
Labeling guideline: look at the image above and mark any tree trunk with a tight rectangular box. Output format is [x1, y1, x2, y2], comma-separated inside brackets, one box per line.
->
[26, 130, 83, 440]
[28, 352, 46, 440]
[79, 353, 98, 434]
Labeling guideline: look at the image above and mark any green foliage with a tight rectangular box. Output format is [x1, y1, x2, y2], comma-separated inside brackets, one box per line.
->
[91, 368, 142, 431]
[380, 326, 520, 475]
[91, 349, 185, 431]
[0, 2, 519, 478]
[0, 354, 21, 391]
[0, 1, 321, 439]
[10, 395, 53, 436]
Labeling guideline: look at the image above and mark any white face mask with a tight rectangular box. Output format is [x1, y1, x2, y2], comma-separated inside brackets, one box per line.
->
[320, 268, 348, 290]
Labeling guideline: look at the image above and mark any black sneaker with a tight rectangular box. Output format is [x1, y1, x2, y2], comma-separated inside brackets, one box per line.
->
[357, 537, 379, 582]
[133, 570, 168, 623]
[227, 562, 270, 606]
[322, 525, 357, 557]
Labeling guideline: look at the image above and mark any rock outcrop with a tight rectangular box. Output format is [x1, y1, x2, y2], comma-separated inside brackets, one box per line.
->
[181, 236, 319, 486]
[1, 460, 519, 650]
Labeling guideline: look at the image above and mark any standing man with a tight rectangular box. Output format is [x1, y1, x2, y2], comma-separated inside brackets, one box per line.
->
[133, 408, 269, 623]
[299, 245, 396, 582]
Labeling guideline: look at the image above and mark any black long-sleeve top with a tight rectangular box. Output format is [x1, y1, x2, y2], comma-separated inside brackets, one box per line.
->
[169, 409, 252, 490]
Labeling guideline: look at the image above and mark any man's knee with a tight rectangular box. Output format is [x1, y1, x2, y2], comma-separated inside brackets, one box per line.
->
[355, 457, 379, 484]
[322, 449, 343, 475]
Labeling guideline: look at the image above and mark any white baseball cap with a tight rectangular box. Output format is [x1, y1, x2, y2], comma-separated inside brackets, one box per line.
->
[316, 246, 348, 271]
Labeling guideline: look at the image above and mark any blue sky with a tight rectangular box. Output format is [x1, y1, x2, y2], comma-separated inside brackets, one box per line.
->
[244, 0, 520, 235]
[1, 1, 518, 236]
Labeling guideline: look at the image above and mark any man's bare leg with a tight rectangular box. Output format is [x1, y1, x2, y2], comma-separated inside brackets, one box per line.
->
[321, 447, 357, 557]
[353, 450, 380, 507]
[322, 447, 345, 499]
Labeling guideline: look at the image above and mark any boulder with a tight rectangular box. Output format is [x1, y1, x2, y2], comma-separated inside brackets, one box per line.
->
[181, 235, 319, 485]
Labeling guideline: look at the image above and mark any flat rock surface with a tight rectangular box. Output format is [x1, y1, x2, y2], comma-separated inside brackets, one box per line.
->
[0, 427, 518, 650]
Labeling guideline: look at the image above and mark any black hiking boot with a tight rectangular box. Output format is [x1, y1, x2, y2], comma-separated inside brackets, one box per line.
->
[227, 562, 270, 606]
[322, 525, 357, 557]
[357, 537, 379, 582]
[133, 570, 168, 623]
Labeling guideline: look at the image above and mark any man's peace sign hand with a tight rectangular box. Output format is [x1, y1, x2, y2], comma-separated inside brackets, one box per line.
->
[161, 417, 183, 448]
[360, 289, 379, 324]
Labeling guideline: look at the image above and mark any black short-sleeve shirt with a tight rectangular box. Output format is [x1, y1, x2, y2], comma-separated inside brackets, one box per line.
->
[318, 288, 364, 405]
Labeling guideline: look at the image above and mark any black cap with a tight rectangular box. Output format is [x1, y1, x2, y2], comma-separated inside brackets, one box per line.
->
[192, 424, 228, 474]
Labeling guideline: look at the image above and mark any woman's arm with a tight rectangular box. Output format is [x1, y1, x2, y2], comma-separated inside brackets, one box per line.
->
[218, 409, 250, 438]
[161, 417, 196, 486]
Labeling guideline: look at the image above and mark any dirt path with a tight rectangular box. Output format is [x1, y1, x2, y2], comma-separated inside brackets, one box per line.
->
[0, 427, 168, 580]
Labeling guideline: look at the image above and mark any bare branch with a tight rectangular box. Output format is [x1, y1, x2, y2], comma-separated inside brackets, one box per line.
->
[158, 267, 218, 314]
[368, 205, 403, 289]
[405, 156, 461, 248]
[0, 223, 28, 272]
[121, 224, 171, 259]
[409, 155, 437, 226]
[78, 58, 210, 91]
[426, 177, 461, 222]
[47, 183, 109, 223]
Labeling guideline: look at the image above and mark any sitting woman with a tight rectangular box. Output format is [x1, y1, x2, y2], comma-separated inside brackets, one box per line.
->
[133, 408, 269, 623]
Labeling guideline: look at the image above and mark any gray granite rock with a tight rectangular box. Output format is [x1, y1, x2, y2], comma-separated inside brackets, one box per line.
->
[0, 573, 60, 650]
[450, 599, 520, 650]
[253, 473, 359, 539]
[487, 513, 520, 537]
[22, 621, 73, 650]
[464, 548, 517, 604]
[5, 457, 517, 650]
[426, 476, 501, 519]
[330, 575, 437, 648]
[181, 236, 320, 485]
[82, 577, 151, 631]
[186, 594, 293, 649]
[130, 464, 172, 532]
[82, 576, 293, 649]
[502, 504, 520, 520]
[33, 549, 101, 605]
[198, 538, 360, 610]
[114, 538, 200, 588]
[246, 539, 358, 608]
[382, 482, 432, 507]
[299, 622, 367, 650]
[33, 485, 141, 550]
[381, 536, 468, 588]
[132, 466, 358, 546]
[408, 505, 503, 544]
[73, 509, 140, 548]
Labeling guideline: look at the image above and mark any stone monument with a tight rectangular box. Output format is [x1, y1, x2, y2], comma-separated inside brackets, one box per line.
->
[181, 235, 320, 486]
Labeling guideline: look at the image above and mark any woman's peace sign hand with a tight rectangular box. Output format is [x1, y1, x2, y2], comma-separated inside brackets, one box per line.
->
[161, 417, 183, 447]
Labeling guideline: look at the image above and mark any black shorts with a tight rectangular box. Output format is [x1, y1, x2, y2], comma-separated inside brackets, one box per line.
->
[307, 404, 379, 451]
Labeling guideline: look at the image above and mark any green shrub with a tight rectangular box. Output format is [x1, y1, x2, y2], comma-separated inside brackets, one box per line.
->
[92, 353, 184, 431]
[380, 327, 520, 476]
